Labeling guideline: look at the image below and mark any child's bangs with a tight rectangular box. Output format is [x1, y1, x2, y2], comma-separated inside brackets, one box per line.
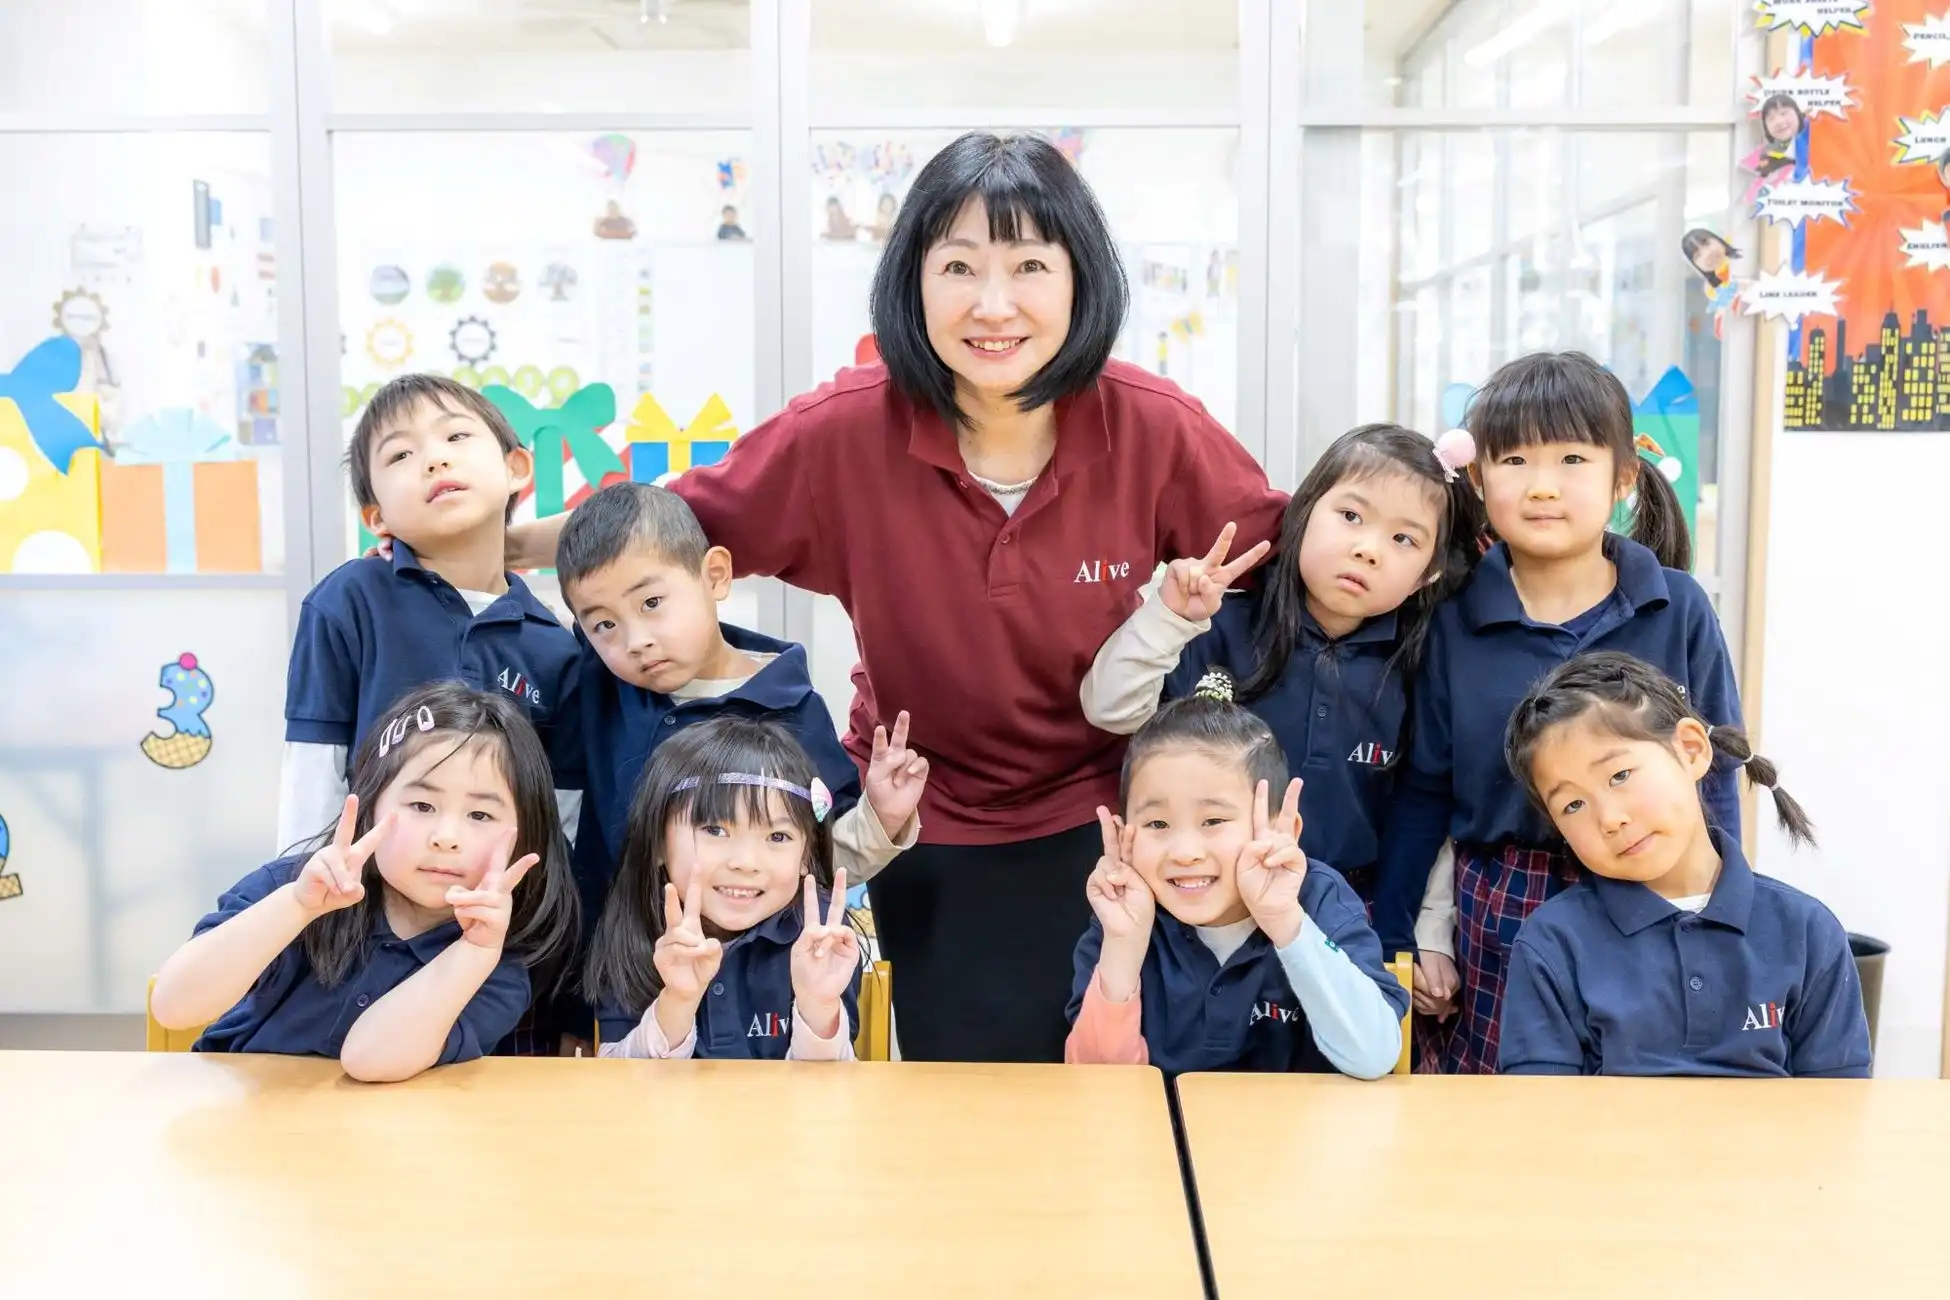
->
[1471, 385, 1610, 461]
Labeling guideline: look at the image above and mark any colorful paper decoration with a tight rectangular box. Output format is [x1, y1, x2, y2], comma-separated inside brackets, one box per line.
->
[366, 319, 413, 368]
[483, 382, 623, 519]
[450, 316, 497, 365]
[542, 263, 578, 302]
[590, 133, 637, 183]
[426, 265, 465, 304]
[1610, 367, 1701, 544]
[51, 288, 106, 341]
[100, 409, 263, 574]
[0, 338, 104, 474]
[625, 393, 739, 481]
[0, 339, 105, 574]
[0, 810, 16, 902]
[141, 653, 214, 770]
[546, 367, 581, 403]
[370, 265, 410, 305]
[483, 261, 521, 304]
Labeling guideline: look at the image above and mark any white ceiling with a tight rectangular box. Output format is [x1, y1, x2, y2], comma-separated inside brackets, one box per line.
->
[307, 0, 1459, 60]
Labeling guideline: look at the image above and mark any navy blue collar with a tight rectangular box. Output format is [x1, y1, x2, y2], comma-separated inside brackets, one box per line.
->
[389, 540, 558, 626]
[370, 895, 466, 962]
[1154, 909, 1270, 970]
[1460, 534, 1672, 633]
[1302, 603, 1399, 649]
[1593, 826, 1754, 937]
[697, 623, 816, 712]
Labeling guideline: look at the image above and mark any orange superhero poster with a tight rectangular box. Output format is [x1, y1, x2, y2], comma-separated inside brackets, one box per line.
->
[1771, 0, 1950, 430]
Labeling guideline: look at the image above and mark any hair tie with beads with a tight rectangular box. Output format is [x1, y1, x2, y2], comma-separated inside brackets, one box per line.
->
[1193, 668, 1235, 704]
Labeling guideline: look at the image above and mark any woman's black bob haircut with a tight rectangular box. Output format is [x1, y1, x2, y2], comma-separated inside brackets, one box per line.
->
[869, 131, 1130, 431]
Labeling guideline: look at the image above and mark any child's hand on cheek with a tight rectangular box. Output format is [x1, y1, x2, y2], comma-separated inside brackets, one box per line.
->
[864, 710, 929, 839]
[1086, 807, 1153, 1002]
[1236, 779, 1308, 948]
[790, 868, 859, 1040]
[294, 795, 395, 916]
[446, 827, 540, 951]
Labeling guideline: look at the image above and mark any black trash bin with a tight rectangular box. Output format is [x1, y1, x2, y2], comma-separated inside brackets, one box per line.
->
[1848, 933, 1889, 1059]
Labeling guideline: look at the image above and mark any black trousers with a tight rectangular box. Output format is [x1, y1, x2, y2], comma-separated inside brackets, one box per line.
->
[866, 822, 1098, 1063]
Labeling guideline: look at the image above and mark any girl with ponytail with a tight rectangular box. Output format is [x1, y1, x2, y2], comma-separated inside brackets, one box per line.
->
[1370, 350, 1742, 1074]
[1495, 652, 1867, 1078]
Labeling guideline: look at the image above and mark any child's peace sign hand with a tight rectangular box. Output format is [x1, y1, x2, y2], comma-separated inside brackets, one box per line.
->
[653, 875, 723, 1004]
[790, 868, 860, 1021]
[865, 711, 929, 839]
[1086, 807, 1154, 944]
[1236, 779, 1309, 948]
[445, 827, 540, 951]
[294, 795, 393, 916]
[1159, 522, 1272, 623]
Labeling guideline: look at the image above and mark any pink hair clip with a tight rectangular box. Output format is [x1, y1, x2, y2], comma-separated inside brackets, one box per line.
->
[1432, 428, 1477, 483]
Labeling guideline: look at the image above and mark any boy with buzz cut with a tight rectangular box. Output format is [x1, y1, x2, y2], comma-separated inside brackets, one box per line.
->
[279, 373, 584, 858]
[557, 482, 928, 923]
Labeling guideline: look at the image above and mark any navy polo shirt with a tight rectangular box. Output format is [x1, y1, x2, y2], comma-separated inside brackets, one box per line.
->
[594, 889, 862, 1057]
[1500, 829, 1870, 1077]
[1064, 862, 1410, 1076]
[191, 858, 531, 1062]
[574, 623, 861, 917]
[284, 543, 583, 784]
[1372, 535, 1743, 953]
[1164, 591, 1405, 880]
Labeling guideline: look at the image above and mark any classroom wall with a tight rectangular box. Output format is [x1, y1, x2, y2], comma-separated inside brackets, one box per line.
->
[1754, 434, 1950, 1078]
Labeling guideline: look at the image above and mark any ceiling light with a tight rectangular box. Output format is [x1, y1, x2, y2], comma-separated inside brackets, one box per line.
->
[983, 0, 1021, 48]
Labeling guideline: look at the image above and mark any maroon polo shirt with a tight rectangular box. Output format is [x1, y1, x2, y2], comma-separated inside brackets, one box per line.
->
[672, 359, 1286, 845]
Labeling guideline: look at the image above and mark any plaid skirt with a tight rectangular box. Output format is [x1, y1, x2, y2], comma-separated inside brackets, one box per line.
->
[1415, 843, 1577, 1075]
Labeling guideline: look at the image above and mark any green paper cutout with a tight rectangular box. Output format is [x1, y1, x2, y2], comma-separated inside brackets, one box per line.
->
[452, 365, 483, 389]
[482, 382, 623, 523]
[480, 365, 511, 389]
[512, 365, 545, 400]
[546, 366, 581, 401]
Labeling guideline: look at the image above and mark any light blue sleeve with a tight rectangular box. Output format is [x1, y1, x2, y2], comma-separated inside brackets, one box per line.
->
[1274, 915, 1405, 1080]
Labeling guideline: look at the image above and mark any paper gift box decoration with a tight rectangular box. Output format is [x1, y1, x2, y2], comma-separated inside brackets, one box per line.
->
[0, 337, 106, 574]
[625, 393, 739, 482]
[1609, 366, 1700, 553]
[100, 408, 263, 573]
[484, 382, 626, 522]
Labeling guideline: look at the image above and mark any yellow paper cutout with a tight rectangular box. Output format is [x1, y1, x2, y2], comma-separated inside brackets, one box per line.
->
[624, 393, 739, 474]
[0, 392, 103, 574]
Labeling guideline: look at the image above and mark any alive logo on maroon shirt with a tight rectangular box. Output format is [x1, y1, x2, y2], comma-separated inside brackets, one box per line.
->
[1073, 558, 1136, 583]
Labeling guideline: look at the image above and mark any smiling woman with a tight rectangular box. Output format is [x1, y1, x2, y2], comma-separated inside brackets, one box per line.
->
[510, 132, 1286, 1063]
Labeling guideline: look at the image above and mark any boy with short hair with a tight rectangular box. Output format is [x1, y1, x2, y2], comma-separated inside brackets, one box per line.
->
[278, 373, 583, 854]
[557, 481, 926, 920]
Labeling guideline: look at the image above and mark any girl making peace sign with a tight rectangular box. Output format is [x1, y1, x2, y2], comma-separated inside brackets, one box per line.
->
[1064, 673, 1407, 1077]
[150, 683, 579, 1082]
[588, 716, 863, 1060]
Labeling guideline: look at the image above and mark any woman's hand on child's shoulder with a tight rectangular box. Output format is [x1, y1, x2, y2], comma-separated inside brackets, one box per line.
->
[294, 795, 394, 916]
[654, 876, 724, 1003]
[1159, 522, 1272, 623]
[1236, 779, 1308, 948]
[445, 826, 540, 952]
[1087, 807, 1154, 943]
[790, 868, 860, 1032]
[865, 711, 930, 838]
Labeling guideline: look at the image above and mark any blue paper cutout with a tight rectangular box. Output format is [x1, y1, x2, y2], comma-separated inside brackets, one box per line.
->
[0, 337, 103, 474]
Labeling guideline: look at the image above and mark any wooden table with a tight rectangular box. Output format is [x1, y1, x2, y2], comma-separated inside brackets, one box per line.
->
[1178, 1074, 1950, 1298]
[0, 1052, 1202, 1297]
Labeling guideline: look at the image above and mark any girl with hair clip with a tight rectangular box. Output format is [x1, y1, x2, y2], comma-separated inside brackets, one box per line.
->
[151, 682, 579, 1083]
[1370, 350, 1742, 1074]
[1065, 670, 1409, 1078]
[1680, 229, 1741, 339]
[588, 716, 862, 1060]
[1081, 423, 1485, 1007]
[1743, 92, 1805, 199]
[1497, 652, 1868, 1077]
